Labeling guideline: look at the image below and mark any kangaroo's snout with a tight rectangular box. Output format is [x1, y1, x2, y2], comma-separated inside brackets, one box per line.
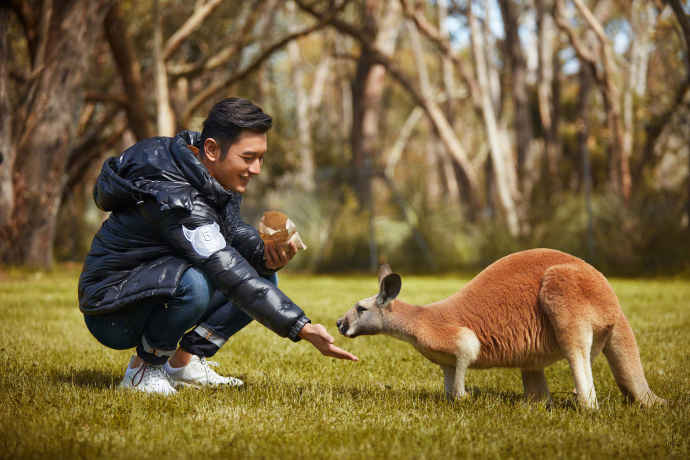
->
[336, 317, 347, 336]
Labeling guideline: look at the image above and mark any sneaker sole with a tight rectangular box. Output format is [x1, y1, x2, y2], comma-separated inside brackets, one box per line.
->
[172, 380, 244, 389]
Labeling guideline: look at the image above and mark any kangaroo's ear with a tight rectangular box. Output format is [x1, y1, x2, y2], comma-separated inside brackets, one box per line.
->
[377, 273, 401, 307]
[377, 264, 392, 284]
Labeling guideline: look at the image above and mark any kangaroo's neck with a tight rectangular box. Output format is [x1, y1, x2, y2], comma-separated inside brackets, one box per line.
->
[382, 300, 424, 343]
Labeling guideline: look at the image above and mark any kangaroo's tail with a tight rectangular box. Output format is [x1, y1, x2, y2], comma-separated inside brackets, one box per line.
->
[603, 314, 665, 407]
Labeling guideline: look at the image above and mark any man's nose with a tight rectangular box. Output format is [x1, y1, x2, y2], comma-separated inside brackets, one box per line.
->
[249, 158, 262, 175]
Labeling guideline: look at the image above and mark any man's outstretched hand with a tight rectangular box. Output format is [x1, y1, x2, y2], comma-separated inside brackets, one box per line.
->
[299, 323, 359, 361]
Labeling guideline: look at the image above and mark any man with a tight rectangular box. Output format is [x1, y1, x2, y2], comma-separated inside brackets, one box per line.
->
[79, 97, 357, 395]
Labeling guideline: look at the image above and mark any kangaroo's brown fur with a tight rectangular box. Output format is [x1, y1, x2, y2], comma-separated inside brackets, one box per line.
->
[336, 249, 664, 409]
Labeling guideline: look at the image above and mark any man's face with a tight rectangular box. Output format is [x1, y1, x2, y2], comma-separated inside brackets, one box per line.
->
[203, 131, 266, 193]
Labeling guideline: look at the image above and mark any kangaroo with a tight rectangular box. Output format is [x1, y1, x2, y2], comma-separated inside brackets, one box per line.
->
[336, 249, 664, 409]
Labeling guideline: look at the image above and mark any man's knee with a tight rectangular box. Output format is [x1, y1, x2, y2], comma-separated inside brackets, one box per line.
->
[173, 267, 213, 320]
[84, 312, 143, 350]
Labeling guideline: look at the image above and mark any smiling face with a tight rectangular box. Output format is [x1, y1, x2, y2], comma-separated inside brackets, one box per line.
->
[202, 130, 267, 193]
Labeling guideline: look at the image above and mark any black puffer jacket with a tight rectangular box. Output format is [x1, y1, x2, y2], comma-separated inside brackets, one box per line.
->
[78, 131, 310, 341]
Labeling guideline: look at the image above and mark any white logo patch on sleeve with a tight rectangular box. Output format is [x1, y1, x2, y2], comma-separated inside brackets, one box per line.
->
[182, 222, 226, 257]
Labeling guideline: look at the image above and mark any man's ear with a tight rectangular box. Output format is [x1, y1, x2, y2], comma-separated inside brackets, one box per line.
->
[203, 138, 220, 163]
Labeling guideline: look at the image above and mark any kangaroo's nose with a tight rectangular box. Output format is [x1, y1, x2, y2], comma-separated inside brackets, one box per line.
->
[336, 319, 342, 328]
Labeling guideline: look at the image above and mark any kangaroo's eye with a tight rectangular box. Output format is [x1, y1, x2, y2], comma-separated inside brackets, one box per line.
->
[356, 305, 367, 314]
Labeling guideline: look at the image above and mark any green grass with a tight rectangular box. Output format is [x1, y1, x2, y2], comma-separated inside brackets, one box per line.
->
[0, 267, 688, 459]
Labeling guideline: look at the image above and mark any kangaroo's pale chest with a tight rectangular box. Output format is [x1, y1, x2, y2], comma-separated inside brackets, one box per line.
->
[413, 343, 457, 367]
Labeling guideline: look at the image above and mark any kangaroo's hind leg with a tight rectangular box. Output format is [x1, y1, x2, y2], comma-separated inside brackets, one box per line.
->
[521, 369, 551, 403]
[540, 264, 599, 409]
[442, 365, 456, 399]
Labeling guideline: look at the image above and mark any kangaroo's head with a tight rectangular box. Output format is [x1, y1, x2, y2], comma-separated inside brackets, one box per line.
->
[336, 264, 401, 338]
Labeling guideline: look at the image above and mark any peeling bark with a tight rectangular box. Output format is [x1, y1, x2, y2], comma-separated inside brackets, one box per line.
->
[0, 11, 15, 228]
[1, 0, 115, 267]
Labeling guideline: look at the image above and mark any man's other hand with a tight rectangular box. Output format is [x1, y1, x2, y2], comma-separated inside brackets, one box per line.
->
[264, 239, 297, 270]
[298, 323, 359, 361]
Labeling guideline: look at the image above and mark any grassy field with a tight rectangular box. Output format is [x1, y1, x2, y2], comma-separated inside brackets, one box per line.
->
[0, 265, 688, 459]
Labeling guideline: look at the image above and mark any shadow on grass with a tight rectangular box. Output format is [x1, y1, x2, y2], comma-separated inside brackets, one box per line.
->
[271, 380, 580, 411]
[53, 368, 120, 389]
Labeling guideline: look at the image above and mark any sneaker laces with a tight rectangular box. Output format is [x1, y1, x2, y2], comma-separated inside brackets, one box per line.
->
[131, 362, 148, 387]
[131, 362, 172, 387]
[199, 357, 219, 382]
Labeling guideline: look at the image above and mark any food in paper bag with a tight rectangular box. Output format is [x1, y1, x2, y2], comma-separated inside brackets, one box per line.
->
[258, 211, 307, 252]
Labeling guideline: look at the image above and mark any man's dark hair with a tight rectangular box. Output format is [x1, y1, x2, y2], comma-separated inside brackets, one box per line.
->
[200, 97, 272, 160]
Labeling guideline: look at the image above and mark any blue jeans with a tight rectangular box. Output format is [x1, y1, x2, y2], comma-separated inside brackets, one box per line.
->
[84, 268, 276, 364]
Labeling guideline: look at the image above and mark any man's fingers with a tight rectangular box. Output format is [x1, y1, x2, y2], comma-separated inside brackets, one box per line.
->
[265, 241, 278, 265]
[324, 343, 359, 361]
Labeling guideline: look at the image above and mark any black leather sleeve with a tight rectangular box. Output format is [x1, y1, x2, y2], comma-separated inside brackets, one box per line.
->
[231, 220, 276, 277]
[144, 202, 310, 341]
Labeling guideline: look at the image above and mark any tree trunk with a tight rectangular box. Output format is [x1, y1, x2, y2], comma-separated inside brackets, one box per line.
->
[298, 0, 482, 206]
[578, 65, 594, 260]
[666, 0, 690, 226]
[1, 0, 114, 267]
[468, 3, 521, 235]
[406, 15, 482, 209]
[0, 11, 14, 229]
[287, 1, 316, 191]
[350, 0, 401, 269]
[436, 0, 469, 217]
[154, 0, 176, 136]
[536, 0, 559, 186]
[104, 2, 154, 140]
[351, 0, 400, 201]
[571, 0, 630, 200]
[499, 0, 532, 184]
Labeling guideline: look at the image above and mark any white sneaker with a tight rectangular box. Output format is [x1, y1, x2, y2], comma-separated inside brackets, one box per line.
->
[165, 355, 244, 388]
[118, 356, 177, 396]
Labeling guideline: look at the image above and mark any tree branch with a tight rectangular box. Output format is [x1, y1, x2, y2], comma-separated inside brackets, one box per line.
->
[555, 0, 596, 68]
[167, 0, 265, 78]
[182, 2, 348, 125]
[667, 0, 690, 73]
[84, 91, 130, 107]
[398, 0, 482, 115]
[64, 110, 126, 203]
[8, 0, 39, 59]
[162, 0, 223, 61]
[295, 0, 481, 202]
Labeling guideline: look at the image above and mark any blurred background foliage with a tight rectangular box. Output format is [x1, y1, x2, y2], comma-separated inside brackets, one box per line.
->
[1, 0, 689, 275]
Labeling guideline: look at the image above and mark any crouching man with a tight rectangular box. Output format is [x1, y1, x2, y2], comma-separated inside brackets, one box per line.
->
[78, 97, 357, 395]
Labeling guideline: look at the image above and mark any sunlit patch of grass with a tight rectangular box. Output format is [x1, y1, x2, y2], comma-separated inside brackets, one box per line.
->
[0, 267, 688, 458]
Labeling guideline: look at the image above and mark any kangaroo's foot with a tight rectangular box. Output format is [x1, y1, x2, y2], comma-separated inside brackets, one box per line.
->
[521, 369, 552, 404]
